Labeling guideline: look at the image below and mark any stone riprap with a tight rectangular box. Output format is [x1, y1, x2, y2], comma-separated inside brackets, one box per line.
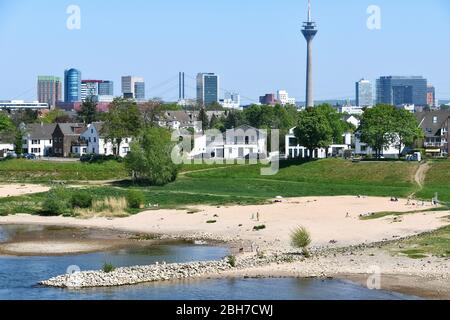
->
[40, 253, 298, 289]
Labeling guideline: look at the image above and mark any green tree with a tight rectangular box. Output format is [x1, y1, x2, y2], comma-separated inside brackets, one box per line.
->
[359, 104, 397, 159]
[125, 127, 179, 185]
[224, 111, 244, 129]
[102, 98, 142, 156]
[140, 100, 164, 127]
[198, 107, 209, 133]
[206, 101, 224, 111]
[394, 108, 423, 157]
[78, 96, 99, 124]
[316, 104, 348, 144]
[0, 113, 13, 133]
[294, 108, 333, 159]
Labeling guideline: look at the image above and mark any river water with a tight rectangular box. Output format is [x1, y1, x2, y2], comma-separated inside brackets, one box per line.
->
[0, 225, 419, 300]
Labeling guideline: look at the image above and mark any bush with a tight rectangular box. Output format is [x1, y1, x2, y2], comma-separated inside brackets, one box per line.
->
[291, 226, 312, 257]
[41, 187, 70, 216]
[253, 225, 266, 231]
[70, 191, 93, 209]
[81, 154, 123, 163]
[102, 262, 116, 273]
[126, 190, 145, 209]
[227, 255, 236, 267]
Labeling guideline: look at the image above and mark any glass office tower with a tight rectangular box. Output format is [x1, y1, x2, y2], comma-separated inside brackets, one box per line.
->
[355, 79, 373, 107]
[197, 73, 219, 106]
[376, 76, 427, 106]
[64, 68, 82, 103]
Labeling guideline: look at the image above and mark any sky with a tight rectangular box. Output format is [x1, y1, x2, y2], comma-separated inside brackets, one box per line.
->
[0, 0, 449, 103]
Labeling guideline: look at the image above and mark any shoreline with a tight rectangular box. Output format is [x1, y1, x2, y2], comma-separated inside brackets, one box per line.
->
[1, 195, 449, 299]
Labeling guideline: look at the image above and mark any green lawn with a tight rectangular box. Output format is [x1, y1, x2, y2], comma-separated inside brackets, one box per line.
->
[387, 224, 450, 259]
[416, 160, 450, 204]
[0, 159, 128, 182]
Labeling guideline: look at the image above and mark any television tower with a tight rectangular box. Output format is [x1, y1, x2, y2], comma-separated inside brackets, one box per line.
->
[302, 0, 318, 107]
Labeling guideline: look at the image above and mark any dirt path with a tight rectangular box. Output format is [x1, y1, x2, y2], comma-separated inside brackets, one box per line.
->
[414, 162, 430, 189]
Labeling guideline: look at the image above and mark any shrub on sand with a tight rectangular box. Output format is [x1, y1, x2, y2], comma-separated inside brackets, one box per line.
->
[41, 187, 70, 216]
[102, 262, 116, 273]
[291, 226, 312, 257]
[70, 191, 93, 209]
[126, 190, 145, 209]
[75, 197, 128, 218]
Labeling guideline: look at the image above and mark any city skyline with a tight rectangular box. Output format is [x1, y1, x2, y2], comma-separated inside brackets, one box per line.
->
[0, 0, 449, 103]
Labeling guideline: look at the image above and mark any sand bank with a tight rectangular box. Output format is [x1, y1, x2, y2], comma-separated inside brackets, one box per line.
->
[0, 184, 49, 198]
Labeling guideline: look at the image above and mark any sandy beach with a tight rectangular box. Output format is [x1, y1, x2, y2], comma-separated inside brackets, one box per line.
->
[0, 196, 449, 298]
[0, 196, 447, 250]
[0, 184, 50, 198]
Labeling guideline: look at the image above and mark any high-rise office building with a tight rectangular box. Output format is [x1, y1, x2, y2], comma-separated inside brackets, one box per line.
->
[37, 76, 62, 107]
[122, 76, 145, 101]
[81, 80, 100, 101]
[376, 76, 427, 106]
[427, 85, 436, 107]
[64, 68, 82, 103]
[277, 90, 296, 105]
[98, 80, 114, 96]
[134, 82, 145, 101]
[355, 79, 373, 107]
[81, 80, 114, 101]
[197, 73, 219, 106]
[259, 94, 276, 106]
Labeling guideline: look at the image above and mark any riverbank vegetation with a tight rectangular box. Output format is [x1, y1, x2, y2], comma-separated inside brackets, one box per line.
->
[388, 225, 450, 259]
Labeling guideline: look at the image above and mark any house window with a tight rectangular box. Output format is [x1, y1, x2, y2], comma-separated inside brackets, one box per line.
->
[32, 140, 40, 145]
[91, 129, 94, 134]
[94, 137, 97, 143]
[433, 116, 438, 124]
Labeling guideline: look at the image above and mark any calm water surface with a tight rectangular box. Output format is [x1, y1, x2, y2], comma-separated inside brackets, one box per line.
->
[0, 225, 420, 300]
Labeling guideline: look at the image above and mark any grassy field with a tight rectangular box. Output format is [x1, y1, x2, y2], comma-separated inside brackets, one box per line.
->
[0, 159, 240, 183]
[387, 223, 450, 259]
[0, 159, 128, 182]
[416, 160, 450, 204]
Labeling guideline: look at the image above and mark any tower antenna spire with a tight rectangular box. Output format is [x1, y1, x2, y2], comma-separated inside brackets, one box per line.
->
[308, 0, 311, 22]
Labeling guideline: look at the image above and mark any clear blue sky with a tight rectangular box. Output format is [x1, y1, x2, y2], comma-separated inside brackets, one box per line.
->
[0, 0, 449, 103]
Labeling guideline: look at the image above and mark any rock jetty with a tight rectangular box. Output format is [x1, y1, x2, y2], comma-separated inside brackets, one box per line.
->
[40, 252, 298, 289]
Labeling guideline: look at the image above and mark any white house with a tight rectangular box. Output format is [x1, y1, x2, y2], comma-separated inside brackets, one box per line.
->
[0, 137, 14, 157]
[285, 115, 358, 159]
[80, 123, 132, 157]
[158, 111, 202, 133]
[338, 105, 365, 116]
[22, 123, 56, 157]
[285, 128, 353, 159]
[224, 125, 267, 159]
[189, 125, 267, 160]
[354, 132, 403, 158]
